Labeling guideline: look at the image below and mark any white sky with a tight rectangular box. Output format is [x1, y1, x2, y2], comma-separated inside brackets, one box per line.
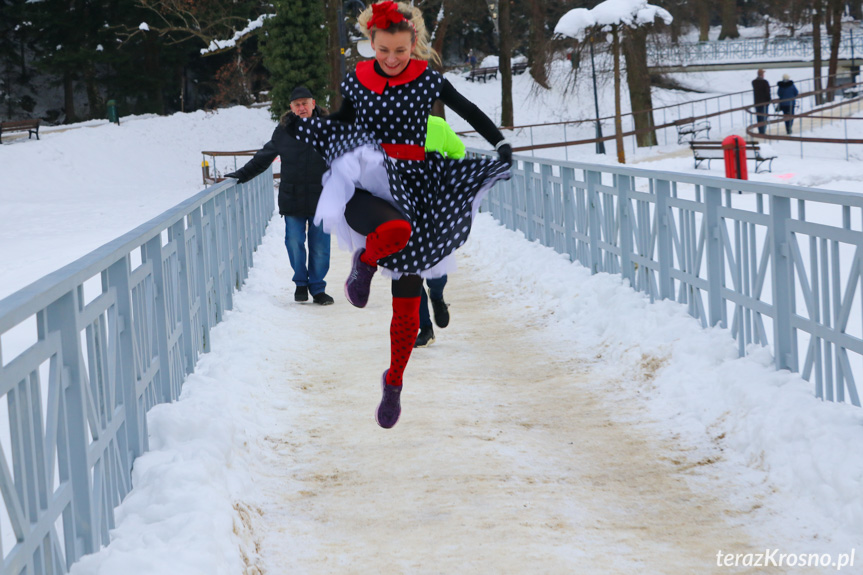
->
[1, 43, 862, 573]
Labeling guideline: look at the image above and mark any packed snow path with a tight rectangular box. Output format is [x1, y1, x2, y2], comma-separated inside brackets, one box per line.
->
[219, 216, 796, 574]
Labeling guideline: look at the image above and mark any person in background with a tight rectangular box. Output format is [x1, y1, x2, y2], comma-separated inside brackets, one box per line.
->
[776, 74, 799, 135]
[225, 86, 334, 305]
[414, 115, 466, 348]
[751, 68, 771, 135]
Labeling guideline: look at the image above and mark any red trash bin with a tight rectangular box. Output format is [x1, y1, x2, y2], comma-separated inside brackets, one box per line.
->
[722, 135, 748, 180]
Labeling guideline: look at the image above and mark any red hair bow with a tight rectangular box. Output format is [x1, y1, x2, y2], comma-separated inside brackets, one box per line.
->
[367, 1, 405, 30]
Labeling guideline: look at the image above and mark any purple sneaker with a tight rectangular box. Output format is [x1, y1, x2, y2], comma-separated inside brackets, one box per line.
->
[345, 249, 376, 308]
[375, 370, 402, 429]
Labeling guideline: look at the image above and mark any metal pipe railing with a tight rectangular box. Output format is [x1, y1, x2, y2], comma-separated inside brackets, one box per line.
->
[476, 150, 863, 407]
[0, 170, 274, 575]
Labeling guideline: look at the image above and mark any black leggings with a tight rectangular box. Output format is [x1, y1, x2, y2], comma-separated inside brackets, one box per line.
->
[345, 189, 423, 298]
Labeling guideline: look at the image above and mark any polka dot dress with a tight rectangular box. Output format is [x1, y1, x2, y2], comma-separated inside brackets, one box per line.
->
[294, 62, 511, 276]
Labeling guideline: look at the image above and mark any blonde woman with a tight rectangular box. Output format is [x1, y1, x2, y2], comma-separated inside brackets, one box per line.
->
[288, 0, 511, 428]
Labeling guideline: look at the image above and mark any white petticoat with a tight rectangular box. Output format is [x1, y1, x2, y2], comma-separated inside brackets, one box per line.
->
[314, 144, 497, 280]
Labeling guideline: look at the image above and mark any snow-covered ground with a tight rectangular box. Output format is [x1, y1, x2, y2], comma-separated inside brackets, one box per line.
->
[2, 62, 863, 573]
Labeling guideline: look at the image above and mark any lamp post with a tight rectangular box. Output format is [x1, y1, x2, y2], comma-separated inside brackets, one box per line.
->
[588, 34, 606, 154]
[486, 0, 500, 36]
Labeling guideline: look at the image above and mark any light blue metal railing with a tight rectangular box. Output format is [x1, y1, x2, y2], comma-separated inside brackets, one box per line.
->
[478, 152, 863, 406]
[648, 32, 863, 66]
[0, 169, 273, 575]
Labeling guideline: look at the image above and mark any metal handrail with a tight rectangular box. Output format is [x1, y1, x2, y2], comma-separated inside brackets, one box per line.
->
[0, 171, 274, 574]
[477, 149, 863, 406]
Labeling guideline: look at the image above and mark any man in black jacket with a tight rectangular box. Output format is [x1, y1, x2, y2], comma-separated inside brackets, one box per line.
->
[752, 69, 771, 135]
[226, 86, 334, 305]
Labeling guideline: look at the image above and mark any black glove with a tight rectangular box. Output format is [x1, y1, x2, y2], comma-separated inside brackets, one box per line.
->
[224, 171, 249, 184]
[497, 143, 512, 166]
[281, 112, 300, 136]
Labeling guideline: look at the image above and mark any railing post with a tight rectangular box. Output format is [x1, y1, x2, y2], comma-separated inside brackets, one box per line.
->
[143, 235, 172, 403]
[523, 161, 536, 242]
[561, 166, 578, 262]
[655, 179, 674, 300]
[103, 256, 145, 462]
[170, 219, 196, 376]
[541, 163, 555, 249]
[44, 291, 95, 560]
[704, 186, 725, 327]
[617, 174, 634, 286]
[771, 194, 795, 371]
[189, 207, 212, 353]
[586, 170, 602, 274]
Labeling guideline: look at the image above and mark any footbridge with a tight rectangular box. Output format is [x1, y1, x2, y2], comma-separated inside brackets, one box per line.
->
[647, 33, 863, 73]
[3, 155, 863, 573]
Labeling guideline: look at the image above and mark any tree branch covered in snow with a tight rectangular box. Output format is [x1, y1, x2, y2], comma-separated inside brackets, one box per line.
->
[201, 14, 275, 55]
[553, 0, 672, 40]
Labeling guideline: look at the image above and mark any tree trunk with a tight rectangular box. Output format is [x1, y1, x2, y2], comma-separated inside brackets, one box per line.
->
[623, 26, 657, 147]
[612, 26, 625, 164]
[325, 0, 342, 109]
[431, 3, 449, 119]
[499, 0, 513, 127]
[825, 0, 842, 102]
[63, 71, 78, 123]
[718, 0, 739, 40]
[813, 1, 824, 105]
[83, 62, 102, 119]
[850, 0, 862, 20]
[697, 0, 710, 42]
[528, 0, 549, 89]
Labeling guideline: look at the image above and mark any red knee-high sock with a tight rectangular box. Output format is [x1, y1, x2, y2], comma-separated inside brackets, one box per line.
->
[386, 296, 420, 387]
[361, 220, 412, 267]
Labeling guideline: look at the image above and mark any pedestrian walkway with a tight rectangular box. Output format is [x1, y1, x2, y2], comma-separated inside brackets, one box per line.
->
[220, 216, 800, 574]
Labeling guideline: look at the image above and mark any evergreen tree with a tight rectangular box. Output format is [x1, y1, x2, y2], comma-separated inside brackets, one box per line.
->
[261, 0, 330, 120]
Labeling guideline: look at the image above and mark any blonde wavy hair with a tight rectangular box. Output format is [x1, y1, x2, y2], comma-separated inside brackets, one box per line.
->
[357, 1, 441, 67]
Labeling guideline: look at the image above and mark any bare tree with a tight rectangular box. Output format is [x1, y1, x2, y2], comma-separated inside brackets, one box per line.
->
[123, 0, 257, 50]
[612, 26, 625, 164]
[499, 0, 513, 127]
[813, 0, 824, 104]
[324, 0, 342, 109]
[528, 0, 550, 89]
[697, 0, 710, 41]
[718, 0, 739, 39]
[825, 0, 842, 101]
[623, 26, 656, 147]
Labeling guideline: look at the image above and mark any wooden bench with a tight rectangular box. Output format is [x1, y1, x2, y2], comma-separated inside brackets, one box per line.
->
[689, 140, 777, 173]
[835, 76, 861, 99]
[0, 118, 40, 143]
[675, 117, 711, 144]
[467, 66, 498, 82]
[512, 62, 528, 75]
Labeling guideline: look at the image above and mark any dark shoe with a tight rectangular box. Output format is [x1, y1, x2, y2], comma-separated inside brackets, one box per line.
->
[294, 286, 309, 302]
[430, 293, 450, 328]
[414, 325, 435, 348]
[312, 292, 334, 306]
[345, 249, 376, 308]
[375, 370, 402, 429]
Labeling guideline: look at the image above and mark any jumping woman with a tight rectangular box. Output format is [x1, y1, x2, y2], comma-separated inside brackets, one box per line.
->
[287, 0, 512, 428]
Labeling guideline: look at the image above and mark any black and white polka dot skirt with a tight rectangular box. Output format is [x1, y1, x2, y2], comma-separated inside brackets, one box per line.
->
[311, 137, 511, 279]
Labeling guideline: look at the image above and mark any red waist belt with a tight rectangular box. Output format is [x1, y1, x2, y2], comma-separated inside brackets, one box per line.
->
[381, 143, 426, 161]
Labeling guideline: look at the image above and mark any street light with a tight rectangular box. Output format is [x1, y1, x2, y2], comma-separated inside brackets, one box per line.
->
[588, 34, 606, 154]
[485, 0, 500, 36]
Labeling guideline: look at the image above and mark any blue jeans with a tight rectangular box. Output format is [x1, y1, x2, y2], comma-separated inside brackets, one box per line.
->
[754, 105, 768, 134]
[284, 216, 330, 295]
[780, 104, 795, 133]
[419, 275, 448, 328]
